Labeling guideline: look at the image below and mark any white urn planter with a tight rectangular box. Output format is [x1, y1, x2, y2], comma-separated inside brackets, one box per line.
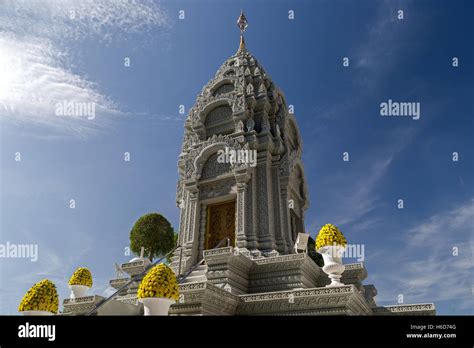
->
[69, 284, 90, 300]
[139, 297, 175, 316]
[318, 245, 346, 287]
[21, 310, 54, 316]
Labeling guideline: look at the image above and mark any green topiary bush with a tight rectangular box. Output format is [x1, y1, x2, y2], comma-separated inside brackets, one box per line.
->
[130, 213, 175, 261]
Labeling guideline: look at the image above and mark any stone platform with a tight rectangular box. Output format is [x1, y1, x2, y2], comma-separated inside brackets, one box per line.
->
[62, 295, 141, 316]
[167, 246, 435, 316]
[62, 247, 435, 316]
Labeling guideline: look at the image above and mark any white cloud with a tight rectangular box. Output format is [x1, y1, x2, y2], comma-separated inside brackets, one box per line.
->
[1, 0, 169, 42]
[310, 127, 415, 232]
[0, 33, 118, 133]
[0, 0, 169, 134]
[352, 0, 423, 92]
[406, 199, 474, 247]
[374, 199, 474, 313]
[354, 1, 400, 70]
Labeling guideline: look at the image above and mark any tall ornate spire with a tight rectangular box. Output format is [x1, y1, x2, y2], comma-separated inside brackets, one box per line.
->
[237, 10, 248, 51]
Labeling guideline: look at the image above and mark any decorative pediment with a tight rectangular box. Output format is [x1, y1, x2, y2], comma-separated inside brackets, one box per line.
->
[204, 105, 233, 127]
[201, 152, 232, 179]
[210, 79, 235, 97]
[181, 135, 250, 180]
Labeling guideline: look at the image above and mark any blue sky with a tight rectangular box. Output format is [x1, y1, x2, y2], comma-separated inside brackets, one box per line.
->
[0, 0, 472, 315]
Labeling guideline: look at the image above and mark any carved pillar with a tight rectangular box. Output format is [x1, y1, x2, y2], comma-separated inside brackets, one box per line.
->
[234, 165, 254, 251]
[180, 191, 190, 245]
[266, 156, 277, 251]
[272, 161, 285, 253]
[178, 191, 188, 245]
[280, 177, 293, 251]
[198, 204, 207, 260]
[184, 184, 200, 265]
[245, 167, 257, 249]
[235, 182, 247, 248]
[255, 151, 275, 251]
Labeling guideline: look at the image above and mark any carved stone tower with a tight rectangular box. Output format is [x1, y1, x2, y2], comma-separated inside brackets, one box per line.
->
[97, 12, 434, 317]
[172, 11, 309, 272]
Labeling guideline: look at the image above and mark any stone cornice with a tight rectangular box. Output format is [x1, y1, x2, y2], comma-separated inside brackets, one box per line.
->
[237, 285, 372, 315]
[240, 285, 355, 303]
[374, 303, 436, 316]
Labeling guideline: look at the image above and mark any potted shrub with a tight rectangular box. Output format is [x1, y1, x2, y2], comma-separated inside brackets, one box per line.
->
[316, 224, 347, 287]
[18, 279, 58, 315]
[137, 264, 179, 315]
[68, 267, 93, 300]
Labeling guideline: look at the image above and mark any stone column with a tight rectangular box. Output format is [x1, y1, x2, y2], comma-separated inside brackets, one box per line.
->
[235, 181, 247, 248]
[280, 178, 293, 251]
[170, 188, 194, 274]
[184, 184, 200, 266]
[197, 204, 207, 260]
[255, 155, 270, 250]
[245, 167, 258, 250]
[234, 166, 255, 252]
[179, 191, 189, 246]
[178, 191, 189, 246]
[271, 161, 285, 253]
[266, 159, 276, 249]
[255, 151, 278, 251]
[251, 166, 258, 247]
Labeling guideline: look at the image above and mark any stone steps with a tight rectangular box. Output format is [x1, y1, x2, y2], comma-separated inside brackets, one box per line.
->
[179, 264, 208, 284]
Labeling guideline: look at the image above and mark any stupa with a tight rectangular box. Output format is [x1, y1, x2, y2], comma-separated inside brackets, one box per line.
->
[63, 11, 435, 316]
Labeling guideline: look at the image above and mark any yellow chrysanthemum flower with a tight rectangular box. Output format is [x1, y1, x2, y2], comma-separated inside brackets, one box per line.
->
[315, 223, 347, 250]
[18, 279, 59, 314]
[68, 267, 93, 287]
[137, 264, 179, 301]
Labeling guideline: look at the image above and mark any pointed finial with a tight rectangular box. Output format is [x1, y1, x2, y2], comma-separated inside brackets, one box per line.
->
[237, 10, 248, 51]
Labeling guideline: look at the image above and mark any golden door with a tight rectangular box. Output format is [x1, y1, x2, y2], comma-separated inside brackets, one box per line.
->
[206, 201, 236, 249]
